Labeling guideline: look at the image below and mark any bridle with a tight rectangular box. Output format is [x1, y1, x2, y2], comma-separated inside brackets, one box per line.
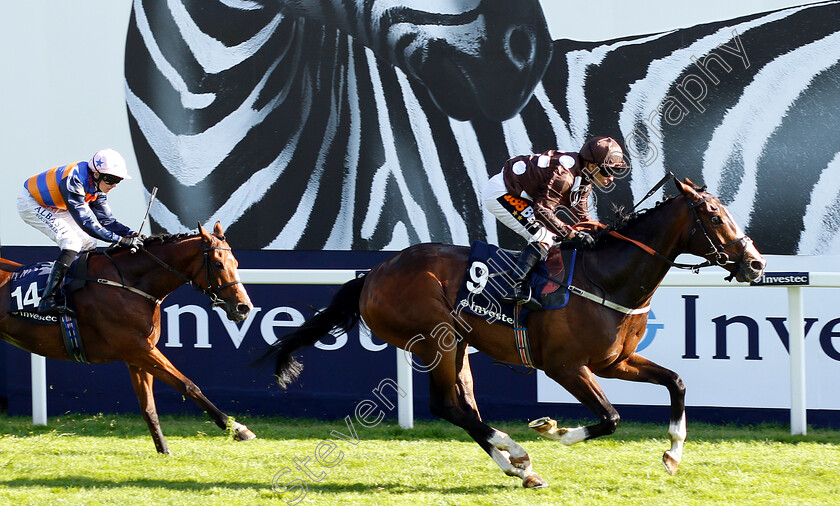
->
[141, 240, 243, 308]
[686, 194, 753, 279]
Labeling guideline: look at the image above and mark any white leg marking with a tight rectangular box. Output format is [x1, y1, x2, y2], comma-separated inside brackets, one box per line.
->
[231, 421, 256, 441]
[529, 417, 588, 445]
[488, 430, 529, 459]
[667, 414, 687, 461]
[488, 448, 517, 476]
[487, 430, 539, 483]
[559, 426, 588, 446]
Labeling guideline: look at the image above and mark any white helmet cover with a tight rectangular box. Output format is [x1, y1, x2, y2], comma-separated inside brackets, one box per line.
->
[91, 148, 131, 179]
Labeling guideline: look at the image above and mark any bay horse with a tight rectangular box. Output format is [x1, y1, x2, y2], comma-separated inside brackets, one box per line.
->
[261, 178, 766, 487]
[0, 222, 255, 454]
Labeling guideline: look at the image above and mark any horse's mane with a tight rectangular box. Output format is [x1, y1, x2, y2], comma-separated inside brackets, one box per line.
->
[590, 182, 714, 245]
[98, 231, 219, 255]
[605, 195, 680, 234]
[144, 232, 200, 246]
[552, 199, 680, 252]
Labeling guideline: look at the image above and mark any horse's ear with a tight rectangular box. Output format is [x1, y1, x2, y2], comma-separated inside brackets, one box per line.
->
[684, 177, 703, 189]
[674, 178, 701, 200]
[198, 222, 211, 241]
[214, 221, 224, 236]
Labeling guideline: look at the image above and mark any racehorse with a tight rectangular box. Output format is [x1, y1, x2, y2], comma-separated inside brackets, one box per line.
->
[261, 178, 766, 487]
[0, 222, 255, 454]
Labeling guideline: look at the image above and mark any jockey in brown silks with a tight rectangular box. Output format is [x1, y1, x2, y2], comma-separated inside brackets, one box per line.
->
[482, 136, 630, 310]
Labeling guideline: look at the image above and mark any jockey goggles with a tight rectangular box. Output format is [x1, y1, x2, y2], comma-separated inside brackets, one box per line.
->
[100, 174, 123, 185]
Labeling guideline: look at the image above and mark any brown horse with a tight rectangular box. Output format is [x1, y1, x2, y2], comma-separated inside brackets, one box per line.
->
[262, 178, 766, 487]
[0, 222, 255, 454]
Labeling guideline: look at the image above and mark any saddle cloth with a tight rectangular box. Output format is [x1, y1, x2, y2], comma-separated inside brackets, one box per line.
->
[454, 241, 576, 327]
[7, 255, 90, 362]
[7, 253, 89, 324]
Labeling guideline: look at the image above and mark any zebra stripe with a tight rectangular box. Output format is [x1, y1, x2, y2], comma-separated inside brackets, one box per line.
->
[125, 0, 840, 254]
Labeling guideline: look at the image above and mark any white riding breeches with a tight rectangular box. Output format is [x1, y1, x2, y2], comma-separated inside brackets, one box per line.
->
[482, 172, 556, 247]
[17, 187, 98, 252]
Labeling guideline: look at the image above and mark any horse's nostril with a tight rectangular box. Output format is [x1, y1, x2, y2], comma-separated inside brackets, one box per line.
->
[237, 304, 251, 315]
[750, 260, 765, 273]
[505, 25, 536, 69]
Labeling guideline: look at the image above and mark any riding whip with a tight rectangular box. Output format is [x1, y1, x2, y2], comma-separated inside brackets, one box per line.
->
[632, 171, 674, 210]
[138, 186, 158, 235]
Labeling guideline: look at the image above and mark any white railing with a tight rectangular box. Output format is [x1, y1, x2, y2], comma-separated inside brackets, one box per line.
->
[658, 271, 840, 435]
[30, 268, 836, 435]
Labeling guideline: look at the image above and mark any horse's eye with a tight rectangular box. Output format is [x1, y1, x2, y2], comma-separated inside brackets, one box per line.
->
[710, 216, 722, 226]
[215, 261, 223, 269]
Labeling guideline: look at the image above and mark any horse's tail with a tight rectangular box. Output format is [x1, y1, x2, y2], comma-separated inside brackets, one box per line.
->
[262, 275, 366, 389]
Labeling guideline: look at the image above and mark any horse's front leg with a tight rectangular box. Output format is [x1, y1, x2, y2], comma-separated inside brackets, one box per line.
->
[533, 365, 620, 445]
[127, 364, 169, 454]
[131, 347, 256, 443]
[598, 353, 687, 475]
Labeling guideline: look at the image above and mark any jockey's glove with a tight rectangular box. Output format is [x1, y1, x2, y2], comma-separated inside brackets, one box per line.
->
[119, 235, 144, 254]
[568, 231, 596, 249]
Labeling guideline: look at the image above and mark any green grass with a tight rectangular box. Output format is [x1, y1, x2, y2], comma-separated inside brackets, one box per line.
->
[1, 413, 839, 505]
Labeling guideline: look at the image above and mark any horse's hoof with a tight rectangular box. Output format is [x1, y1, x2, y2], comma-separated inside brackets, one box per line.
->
[234, 425, 257, 442]
[662, 450, 680, 475]
[528, 416, 551, 429]
[528, 416, 557, 436]
[522, 474, 548, 488]
[528, 417, 570, 441]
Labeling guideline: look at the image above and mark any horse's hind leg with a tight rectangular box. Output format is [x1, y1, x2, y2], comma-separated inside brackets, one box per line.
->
[129, 347, 256, 442]
[127, 364, 169, 454]
[423, 346, 546, 488]
[599, 353, 686, 475]
[532, 365, 620, 445]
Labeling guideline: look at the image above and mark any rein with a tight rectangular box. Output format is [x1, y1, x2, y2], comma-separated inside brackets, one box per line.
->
[94, 277, 162, 305]
[581, 221, 713, 272]
[98, 239, 243, 307]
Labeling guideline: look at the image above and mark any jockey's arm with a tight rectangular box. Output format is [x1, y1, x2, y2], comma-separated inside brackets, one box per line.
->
[533, 201, 575, 239]
[89, 196, 135, 237]
[65, 195, 123, 244]
[570, 185, 595, 223]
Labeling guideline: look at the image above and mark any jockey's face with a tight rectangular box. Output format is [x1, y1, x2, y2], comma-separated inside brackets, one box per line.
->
[93, 170, 121, 193]
[584, 162, 615, 189]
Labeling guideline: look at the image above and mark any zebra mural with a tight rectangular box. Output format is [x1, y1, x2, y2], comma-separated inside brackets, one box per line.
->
[125, 0, 840, 254]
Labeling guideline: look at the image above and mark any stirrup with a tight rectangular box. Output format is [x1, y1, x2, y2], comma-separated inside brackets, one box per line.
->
[38, 297, 75, 316]
[519, 293, 542, 311]
[501, 285, 542, 311]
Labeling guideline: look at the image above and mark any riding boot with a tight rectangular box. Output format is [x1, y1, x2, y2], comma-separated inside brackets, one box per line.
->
[38, 258, 74, 316]
[501, 242, 548, 311]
